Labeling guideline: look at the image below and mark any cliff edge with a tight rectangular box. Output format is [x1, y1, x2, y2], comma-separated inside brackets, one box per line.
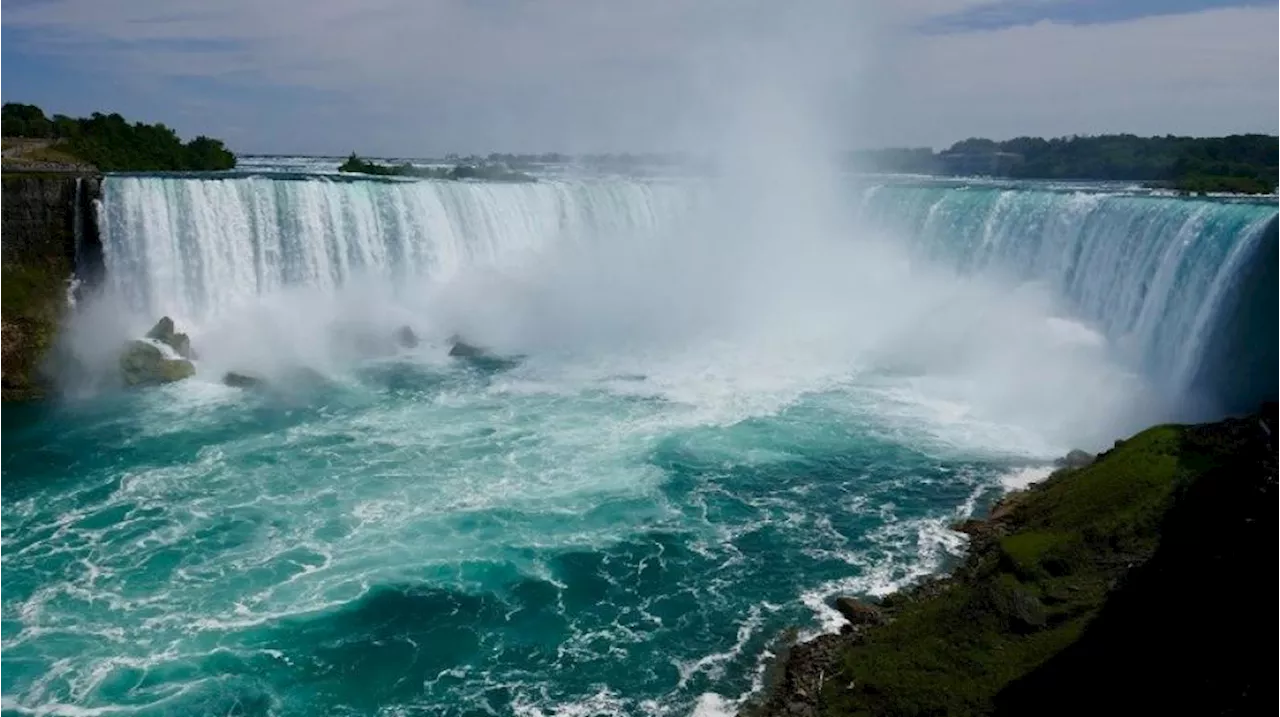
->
[1, 173, 101, 400]
[749, 404, 1277, 717]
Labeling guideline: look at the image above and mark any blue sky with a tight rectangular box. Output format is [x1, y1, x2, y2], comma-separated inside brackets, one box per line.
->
[2, 1, 1276, 155]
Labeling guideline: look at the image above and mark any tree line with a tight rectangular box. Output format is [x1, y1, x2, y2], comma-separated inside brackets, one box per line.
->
[847, 134, 1278, 193]
[2, 103, 236, 171]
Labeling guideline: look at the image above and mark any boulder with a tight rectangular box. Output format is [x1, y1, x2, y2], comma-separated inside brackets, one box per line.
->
[1005, 588, 1048, 634]
[834, 596, 885, 627]
[223, 371, 265, 389]
[447, 335, 486, 358]
[395, 325, 419, 349]
[1054, 449, 1095, 469]
[953, 518, 1002, 545]
[145, 316, 195, 359]
[120, 340, 195, 386]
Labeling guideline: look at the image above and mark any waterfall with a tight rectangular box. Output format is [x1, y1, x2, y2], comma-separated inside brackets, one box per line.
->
[95, 174, 1277, 414]
[856, 182, 1278, 411]
[97, 175, 692, 323]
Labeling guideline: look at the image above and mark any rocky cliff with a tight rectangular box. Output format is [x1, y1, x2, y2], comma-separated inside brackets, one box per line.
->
[1, 173, 102, 400]
[748, 404, 1277, 717]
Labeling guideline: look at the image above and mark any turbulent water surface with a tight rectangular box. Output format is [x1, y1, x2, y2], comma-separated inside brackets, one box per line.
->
[2, 171, 1275, 716]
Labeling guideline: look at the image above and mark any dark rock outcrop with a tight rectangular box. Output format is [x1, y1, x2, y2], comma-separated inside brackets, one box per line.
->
[119, 340, 195, 386]
[747, 633, 849, 717]
[1053, 449, 1094, 469]
[447, 335, 486, 358]
[833, 597, 884, 627]
[395, 325, 419, 349]
[1, 174, 102, 400]
[223, 371, 265, 389]
[145, 316, 195, 359]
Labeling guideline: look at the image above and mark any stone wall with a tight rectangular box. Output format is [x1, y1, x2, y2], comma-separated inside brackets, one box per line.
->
[1, 173, 101, 400]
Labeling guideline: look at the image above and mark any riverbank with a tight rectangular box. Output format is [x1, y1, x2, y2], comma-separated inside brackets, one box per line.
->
[747, 404, 1277, 716]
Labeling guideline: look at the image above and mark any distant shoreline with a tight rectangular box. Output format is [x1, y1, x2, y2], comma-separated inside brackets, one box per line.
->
[848, 133, 1278, 195]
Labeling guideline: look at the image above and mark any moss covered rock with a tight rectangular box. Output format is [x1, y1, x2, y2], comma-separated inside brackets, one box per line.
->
[1, 266, 64, 400]
[120, 340, 195, 386]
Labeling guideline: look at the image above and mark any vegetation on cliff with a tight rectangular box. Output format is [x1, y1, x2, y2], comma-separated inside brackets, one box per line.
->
[752, 405, 1276, 716]
[0, 175, 96, 400]
[1, 258, 69, 400]
[2, 103, 236, 171]
[338, 153, 535, 182]
[848, 134, 1279, 193]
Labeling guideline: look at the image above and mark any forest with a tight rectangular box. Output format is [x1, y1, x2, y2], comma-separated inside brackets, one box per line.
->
[2, 103, 236, 171]
[847, 133, 1278, 193]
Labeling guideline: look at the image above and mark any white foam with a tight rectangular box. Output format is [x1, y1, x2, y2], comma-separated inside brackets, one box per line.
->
[999, 466, 1054, 492]
[690, 693, 737, 717]
[676, 604, 770, 687]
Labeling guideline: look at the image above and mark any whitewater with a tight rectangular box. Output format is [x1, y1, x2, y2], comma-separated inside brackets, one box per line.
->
[2, 171, 1275, 716]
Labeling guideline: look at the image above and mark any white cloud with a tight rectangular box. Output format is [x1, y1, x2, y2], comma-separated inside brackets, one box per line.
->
[860, 5, 1279, 146]
[3, 1, 1275, 153]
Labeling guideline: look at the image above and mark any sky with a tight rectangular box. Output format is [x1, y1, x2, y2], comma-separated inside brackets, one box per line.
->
[2, 0, 1277, 156]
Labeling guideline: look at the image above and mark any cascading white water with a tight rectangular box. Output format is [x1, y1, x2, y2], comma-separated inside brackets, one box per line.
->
[96, 174, 1276, 415]
[97, 176, 693, 324]
[853, 182, 1278, 411]
[12, 172, 1274, 717]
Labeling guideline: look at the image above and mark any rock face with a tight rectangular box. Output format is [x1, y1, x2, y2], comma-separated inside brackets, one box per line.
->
[120, 340, 195, 386]
[394, 325, 419, 349]
[223, 371, 264, 389]
[834, 596, 885, 626]
[1, 174, 102, 401]
[447, 335, 486, 358]
[1054, 449, 1095, 469]
[145, 316, 195, 359]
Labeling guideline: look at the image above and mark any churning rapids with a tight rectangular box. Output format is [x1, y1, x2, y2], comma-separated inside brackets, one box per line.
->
[2, 171, 1276, 716]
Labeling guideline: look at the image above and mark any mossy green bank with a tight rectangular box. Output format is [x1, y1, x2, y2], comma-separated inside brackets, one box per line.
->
[753, 407, 1276, 716]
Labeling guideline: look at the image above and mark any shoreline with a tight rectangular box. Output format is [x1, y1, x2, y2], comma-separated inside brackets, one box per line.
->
[742, 404, 1277, 716]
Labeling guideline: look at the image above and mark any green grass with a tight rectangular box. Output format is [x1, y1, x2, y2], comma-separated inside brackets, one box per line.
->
[22, 144, 88, 166]
[818, 424, 1196, 716]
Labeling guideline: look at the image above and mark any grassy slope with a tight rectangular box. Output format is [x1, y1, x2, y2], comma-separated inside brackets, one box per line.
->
[813, 407, 1275, 717]
[1, 137, 95, 171]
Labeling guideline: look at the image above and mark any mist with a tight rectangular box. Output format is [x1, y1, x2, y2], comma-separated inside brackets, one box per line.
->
[55, 2, 1182, 453]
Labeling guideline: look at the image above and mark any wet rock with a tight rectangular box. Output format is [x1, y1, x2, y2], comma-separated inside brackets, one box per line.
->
[447, 334, 486, 358]
[120, 340, 195, 386]
[834, 596, 885, 626]
[1055, 449, 1095, 469]
[989, 493, 1027, 522]
[953, 518, 1002, 547]
[145, 316, 195, 359]
[223, 371, 265, 389]
[749, 632, 851, 717]
[395, 325, 419, 349]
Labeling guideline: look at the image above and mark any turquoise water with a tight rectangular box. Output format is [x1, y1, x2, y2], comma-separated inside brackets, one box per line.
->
[3, 354, 1017, 716]
[2, 174, 1275, 715]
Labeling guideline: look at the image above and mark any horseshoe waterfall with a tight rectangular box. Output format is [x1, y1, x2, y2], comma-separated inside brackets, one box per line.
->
[3, 172, 1275, 716]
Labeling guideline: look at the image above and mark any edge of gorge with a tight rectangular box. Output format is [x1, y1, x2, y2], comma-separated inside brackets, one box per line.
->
[1, 172, 103, 401]
[745, 403, 1278, 717]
